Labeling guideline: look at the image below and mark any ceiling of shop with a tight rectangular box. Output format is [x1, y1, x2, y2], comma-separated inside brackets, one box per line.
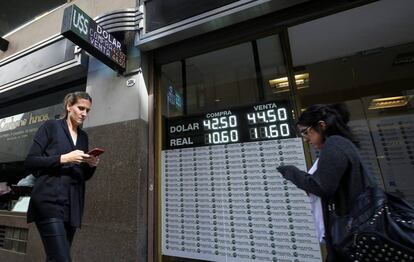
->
[0, 0, 66, 37]
[287, 0, 414, 106]
[289, 0, 414, 66]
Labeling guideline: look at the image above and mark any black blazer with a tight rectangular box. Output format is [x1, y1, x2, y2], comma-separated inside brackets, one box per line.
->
[25, 119, 95, 227]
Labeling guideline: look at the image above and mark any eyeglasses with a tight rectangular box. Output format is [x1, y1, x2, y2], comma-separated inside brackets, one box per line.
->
[299, 126, 311, 137]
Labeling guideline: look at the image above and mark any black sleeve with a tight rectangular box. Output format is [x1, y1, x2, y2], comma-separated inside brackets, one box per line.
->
[82, 164, 96, 181]
[25, 121, 61, 172]
[281, 167, 325, 197]
[80, 132, 96, 181]
[283, 139, 349, 199]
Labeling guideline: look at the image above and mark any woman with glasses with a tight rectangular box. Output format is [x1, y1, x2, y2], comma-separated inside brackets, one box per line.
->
[277, 103, 373, 262]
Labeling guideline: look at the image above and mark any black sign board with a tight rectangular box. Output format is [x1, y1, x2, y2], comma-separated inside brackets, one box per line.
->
[0, 104, 61, 163]
[0, 37, 9, 51]
[61, 5, 126, 73]
[165, 101, 296, 149]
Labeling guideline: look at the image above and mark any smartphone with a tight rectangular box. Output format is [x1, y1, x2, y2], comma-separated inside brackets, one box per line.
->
[88, 148, 105, 157]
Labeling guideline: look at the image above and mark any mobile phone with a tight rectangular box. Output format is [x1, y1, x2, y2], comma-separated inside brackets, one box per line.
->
[88, 148, 105, 157]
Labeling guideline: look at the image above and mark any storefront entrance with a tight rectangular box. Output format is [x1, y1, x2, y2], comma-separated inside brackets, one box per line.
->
[156, 33, 323, 262]
[154, 2, 414, 260]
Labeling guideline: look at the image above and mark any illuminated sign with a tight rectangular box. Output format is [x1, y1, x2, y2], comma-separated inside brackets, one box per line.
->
[61, 5, 126, 72]
[165, 101, 295, 149]
[167, 86, 183, 110]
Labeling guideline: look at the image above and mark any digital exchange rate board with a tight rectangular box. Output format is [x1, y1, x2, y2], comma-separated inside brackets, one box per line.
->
[162, 101, 322, 262]
[165, 101, 295, 149]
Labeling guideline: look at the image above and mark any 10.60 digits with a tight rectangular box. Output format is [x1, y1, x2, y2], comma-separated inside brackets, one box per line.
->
[205, 130, 239, 144]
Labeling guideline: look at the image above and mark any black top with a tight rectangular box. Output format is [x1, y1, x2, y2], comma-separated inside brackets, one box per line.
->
[25, 119, 95, 227]
[282, 135, 375, 215]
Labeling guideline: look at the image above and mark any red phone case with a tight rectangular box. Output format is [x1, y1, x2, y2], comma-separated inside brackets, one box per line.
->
[88, 148, 104, 156]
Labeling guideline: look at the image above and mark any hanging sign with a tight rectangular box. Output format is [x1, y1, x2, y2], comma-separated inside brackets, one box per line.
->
[61, 5, 126, 73]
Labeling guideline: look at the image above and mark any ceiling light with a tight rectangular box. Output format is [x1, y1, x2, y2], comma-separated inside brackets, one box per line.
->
[269, 73, 309, 93]
[393, 52, 414, 66]
[368, 96, 412, 110]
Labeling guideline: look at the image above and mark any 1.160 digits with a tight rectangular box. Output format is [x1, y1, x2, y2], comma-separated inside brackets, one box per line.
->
[249, 124, 290, 140]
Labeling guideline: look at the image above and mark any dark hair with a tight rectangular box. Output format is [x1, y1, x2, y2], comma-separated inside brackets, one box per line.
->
[297, 103, 358, 145]
[62, 92, 92, 119]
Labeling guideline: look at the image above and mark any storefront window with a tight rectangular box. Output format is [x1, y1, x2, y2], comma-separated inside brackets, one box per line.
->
[0, 104, 61, 212]
[256, 35, 288, 101]
[293, 41, 414, 205]
[0, 83, 86, 213]
[161, 61, 184, 118]
[159, 34, 324, 262]
[285, 1, 414, 207]
[185, 42, 258, 114]
[161, 34, 288, 118]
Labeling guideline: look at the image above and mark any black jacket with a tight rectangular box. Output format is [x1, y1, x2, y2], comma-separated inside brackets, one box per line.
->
[280, 135, 375, 261]
[281, 135, 373, 214]
[25, 119, 95, 227]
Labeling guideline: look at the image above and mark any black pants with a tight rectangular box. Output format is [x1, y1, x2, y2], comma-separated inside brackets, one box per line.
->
[36, 218, 76, 262]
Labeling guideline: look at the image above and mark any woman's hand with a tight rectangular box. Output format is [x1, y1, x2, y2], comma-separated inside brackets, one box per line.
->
[60, 150, 91, 164]
[84, 155, 100, 167]
[276, 165, 300, 180]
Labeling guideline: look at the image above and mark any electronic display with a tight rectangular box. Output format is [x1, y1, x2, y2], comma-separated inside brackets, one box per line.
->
[165, 101, 295, 149]
[61, 5, 126, 73]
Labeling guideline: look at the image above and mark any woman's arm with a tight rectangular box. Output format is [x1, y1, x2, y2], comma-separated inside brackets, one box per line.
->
[278, 139, 349, 198]
[277, 165, 325, 196]
[25, 122, 61, 171]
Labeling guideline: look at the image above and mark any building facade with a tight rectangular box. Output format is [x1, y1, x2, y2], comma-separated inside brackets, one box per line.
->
[0, 0, 414, 261]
